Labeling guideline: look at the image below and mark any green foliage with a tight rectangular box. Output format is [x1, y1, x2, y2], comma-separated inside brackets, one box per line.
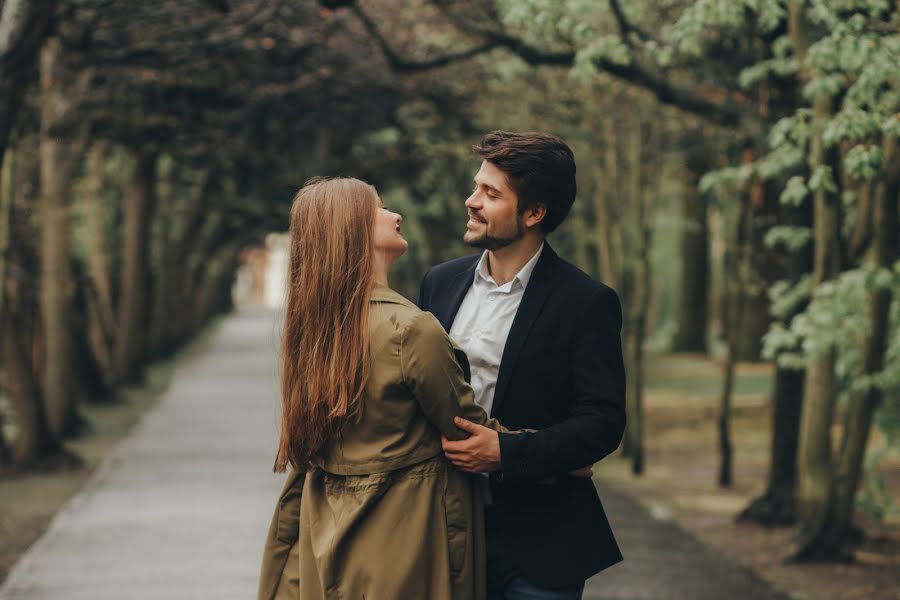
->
[857, 445, 900, 523]
[764, 225, 812, 252]
[764, 265, 900, 396]
[767, 274, 813, 323]
[492, 0, 900, 525]
[777, 175, 808, 206]
[844, 144, 883, 180]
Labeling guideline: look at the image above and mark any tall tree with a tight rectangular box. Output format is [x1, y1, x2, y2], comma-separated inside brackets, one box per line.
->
[38, 37, 85, 436]
[113, 150, 158, 384]
[672, 145, 710, 353]
[0, 0, 57, 163]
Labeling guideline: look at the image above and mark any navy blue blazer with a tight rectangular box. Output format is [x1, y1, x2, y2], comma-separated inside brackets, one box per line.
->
[418, 243, 626, 588]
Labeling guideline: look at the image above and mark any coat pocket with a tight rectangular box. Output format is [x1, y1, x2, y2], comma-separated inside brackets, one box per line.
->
[442, 470, 468, 578]
[275, 471, 305, 544]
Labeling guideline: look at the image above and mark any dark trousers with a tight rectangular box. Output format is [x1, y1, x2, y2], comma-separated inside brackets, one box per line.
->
[485, 511, 585, 600]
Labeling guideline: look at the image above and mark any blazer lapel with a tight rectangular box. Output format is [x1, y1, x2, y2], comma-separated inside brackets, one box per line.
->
[490, 245, 558, 417]
[435, 260, 478, 332]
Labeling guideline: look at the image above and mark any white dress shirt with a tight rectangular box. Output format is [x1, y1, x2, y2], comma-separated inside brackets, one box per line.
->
[449, 244, 544, 502]
[449, 243, 544, 417]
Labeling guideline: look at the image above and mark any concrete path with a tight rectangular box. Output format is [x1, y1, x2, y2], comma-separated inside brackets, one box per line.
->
[1, 309, 286, 600]
[1, 309, 788, 600]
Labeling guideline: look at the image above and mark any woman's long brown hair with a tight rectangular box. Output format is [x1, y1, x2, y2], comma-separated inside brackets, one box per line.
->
[274, 177, 376, 472]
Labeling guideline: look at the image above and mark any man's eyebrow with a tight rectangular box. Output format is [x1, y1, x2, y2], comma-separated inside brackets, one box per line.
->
[474, 179, 502, 194]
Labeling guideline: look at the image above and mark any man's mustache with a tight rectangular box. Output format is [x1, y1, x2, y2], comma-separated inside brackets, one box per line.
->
[468, 212, 487, 223]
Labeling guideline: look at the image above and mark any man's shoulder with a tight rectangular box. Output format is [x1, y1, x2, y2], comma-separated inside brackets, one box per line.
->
[424, 253, 480, 284]
[551, 253, 618, 301]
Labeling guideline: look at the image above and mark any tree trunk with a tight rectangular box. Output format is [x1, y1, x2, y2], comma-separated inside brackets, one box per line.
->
[718, 188, 753, 487]
[733, 184, 779, 362]
[113, 150, 158, 383]
[192, 242, 242, 326]
[149, 177, 173, 358]
[795, 140, 900, 560]
[594, 117, 621, 289]
[79, 143, 116, 384]
[793, 111, 842, 560]
[165, 178, 213, 348]
[2, 214, 60, 468]
[738, 197, 812, 525]
[184, 217, 236, 336]
[38, 38, 83, 438]
[0, 0, 58, 163]
[623, 116, 648, 474]
[672, 152, 709, 353]
[0, 136, 13, 463]
[733, 287, 770, 361]
[3, 293, 59, 467]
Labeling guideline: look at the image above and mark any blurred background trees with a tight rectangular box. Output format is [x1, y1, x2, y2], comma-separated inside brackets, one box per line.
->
[0, 0, 897, 567]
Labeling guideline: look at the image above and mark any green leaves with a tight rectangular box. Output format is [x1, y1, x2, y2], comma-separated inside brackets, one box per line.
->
[778, 176, 808, 206]
[764, 266, 900, 394]
[808, 165, 838, 194]
[823, 109, 881, 147]
[764, 225, 812, 252]
[844, 144, 884, 180]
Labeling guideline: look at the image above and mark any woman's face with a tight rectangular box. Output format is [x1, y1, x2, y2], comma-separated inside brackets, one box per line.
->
[373, 195, 408, 259]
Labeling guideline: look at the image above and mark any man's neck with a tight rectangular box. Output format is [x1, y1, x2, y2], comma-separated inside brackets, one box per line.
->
[484, 235, 544, 286]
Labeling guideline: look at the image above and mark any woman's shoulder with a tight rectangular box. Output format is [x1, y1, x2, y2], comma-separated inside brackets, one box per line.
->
[370, 287, 439, 331]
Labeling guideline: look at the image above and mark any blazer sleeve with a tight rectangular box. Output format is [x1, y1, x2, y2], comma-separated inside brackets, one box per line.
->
[497, 286, 626, 482]
[257, 470, 305, 600]
[400, 311, 504, 439]
[417, 267, 432, 310]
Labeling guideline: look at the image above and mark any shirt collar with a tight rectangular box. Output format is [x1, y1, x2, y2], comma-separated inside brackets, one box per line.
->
[473, 242, 544, 292]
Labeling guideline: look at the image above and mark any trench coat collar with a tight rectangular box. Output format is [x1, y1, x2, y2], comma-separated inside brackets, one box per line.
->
[371, 284, 417, 308]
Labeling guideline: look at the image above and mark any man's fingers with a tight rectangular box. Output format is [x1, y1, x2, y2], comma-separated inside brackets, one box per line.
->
[453, 416, 482, 434]
[442, 439, 467, 453]
[444, 450, 471, 461]
[451, 461, 476, 473]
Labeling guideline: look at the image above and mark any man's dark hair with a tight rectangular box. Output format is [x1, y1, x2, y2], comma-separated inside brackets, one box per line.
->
[473, 131, 576, 234]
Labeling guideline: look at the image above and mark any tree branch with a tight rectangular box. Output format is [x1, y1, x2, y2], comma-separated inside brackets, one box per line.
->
[349, 0, 761, 133]
[349, 3, 499, 72]
[609, 0, 653, 44]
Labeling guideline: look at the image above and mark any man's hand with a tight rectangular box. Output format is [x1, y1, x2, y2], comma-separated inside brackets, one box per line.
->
[441, 417, 501, 473]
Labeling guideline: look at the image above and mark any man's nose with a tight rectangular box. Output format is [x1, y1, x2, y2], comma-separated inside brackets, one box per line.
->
[465, 192, 480, 209]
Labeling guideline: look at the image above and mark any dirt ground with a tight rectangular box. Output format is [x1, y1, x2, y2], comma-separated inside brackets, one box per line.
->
[0, 324, 217, 585]
[595, 353, 900, 600]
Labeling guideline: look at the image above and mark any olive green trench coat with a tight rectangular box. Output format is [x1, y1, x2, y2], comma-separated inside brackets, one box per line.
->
[258, 286, 502, 600]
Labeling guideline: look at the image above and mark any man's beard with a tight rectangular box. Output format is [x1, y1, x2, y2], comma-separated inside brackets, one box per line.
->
[464, 214, 526, 250]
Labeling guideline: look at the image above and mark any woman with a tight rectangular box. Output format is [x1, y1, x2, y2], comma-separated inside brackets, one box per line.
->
[257, 177, 503, 600]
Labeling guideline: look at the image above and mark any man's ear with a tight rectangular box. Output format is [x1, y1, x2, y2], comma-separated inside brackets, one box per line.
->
[524, 204, 547, 229]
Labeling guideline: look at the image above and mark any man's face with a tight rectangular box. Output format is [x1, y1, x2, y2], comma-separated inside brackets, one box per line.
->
[463, 161, 525, 250]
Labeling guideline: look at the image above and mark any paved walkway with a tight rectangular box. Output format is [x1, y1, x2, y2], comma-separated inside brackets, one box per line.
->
[1, 309, 788, 600]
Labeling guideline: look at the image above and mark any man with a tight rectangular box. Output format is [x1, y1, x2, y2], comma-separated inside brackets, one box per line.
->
[418, 131, 626, 599]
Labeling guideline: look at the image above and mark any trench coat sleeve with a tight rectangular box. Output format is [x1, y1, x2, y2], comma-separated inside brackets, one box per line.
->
[400, 311, 505, 440]
[257, 469, 305, 600]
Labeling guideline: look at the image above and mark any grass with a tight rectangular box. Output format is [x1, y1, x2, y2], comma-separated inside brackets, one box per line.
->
[597, 352, 900, 600]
